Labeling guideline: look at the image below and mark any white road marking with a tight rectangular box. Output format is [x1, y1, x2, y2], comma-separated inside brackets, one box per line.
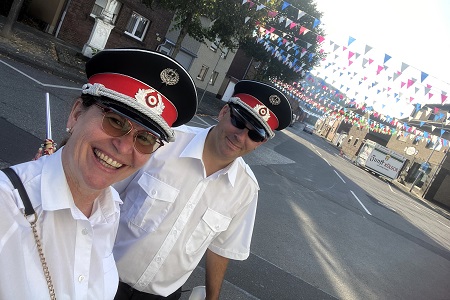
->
[316, 149, 322, 156]
[333, 170, 346, 183]
[0, 59, 80, 90]
[323, 158, 331, 166]
[351, 190, 372, 215]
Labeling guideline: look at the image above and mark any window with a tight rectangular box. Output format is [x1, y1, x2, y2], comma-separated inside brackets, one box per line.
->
[210, 38, 220, 52]
[90, 0, 122, 24]
[221, 48, 229, 59]
[125, 12, 150, 41]
[426, 139, 442, 151]
[353, 138, 359, 146]
[396, 133, 408, 142]
[209, 71, 219, 85]
[197, 65, 209, 81]
[347, 136, 353, 143]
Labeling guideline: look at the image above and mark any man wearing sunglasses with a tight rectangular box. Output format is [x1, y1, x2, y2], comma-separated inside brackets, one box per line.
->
[113, 80, 292, 300]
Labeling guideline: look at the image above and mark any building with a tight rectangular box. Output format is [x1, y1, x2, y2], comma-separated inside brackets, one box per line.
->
[317, 104, 450, 210]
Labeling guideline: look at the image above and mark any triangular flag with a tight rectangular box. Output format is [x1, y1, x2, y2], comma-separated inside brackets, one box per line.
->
[313, 18, 321, 28]
[421, 71, 429, 82]
[348, 36, 356, 46]
[401, 62, 409, 72]
[297, 10, 306, 20]
[281, 1, 290, 10]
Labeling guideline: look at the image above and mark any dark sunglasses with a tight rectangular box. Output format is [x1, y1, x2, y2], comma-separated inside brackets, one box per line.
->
[229, 105, 267, 143]
[95, 104, 164, 154]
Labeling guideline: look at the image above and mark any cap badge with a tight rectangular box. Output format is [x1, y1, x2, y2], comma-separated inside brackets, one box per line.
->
[269, 95, 281, 105]
[135, 88, 166, 115]
[254, 104, 270, 122]
[160, 68, 179, 85]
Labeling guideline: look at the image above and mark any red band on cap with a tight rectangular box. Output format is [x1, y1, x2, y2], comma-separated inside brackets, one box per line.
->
[89, 73, 178, 126]
[234, 93, 279, 130]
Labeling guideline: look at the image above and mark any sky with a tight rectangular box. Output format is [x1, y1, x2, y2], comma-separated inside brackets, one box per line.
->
[311, 0, 450, 118]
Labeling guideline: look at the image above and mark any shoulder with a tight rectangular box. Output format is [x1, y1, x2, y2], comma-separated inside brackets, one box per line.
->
[235, 157, 259, 187]
[174, 125, 205, 135]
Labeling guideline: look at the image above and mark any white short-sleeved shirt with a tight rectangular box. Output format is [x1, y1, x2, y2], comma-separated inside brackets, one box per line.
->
[0, 149, 121, 300]
[113, 125, 259, 297]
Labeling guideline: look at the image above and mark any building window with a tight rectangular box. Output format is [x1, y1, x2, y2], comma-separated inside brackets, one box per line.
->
[90, 0, 122, 24]
[209, 71, 219, 85]
[347, 136, 353, 143]
[197, 65, 209, 81]
[125, 12, 150, 41]
[396, 133, 408, 142]
[353, 138, 359, 146]
[426, 139, 442, 151]
[210, 38, 221, 52]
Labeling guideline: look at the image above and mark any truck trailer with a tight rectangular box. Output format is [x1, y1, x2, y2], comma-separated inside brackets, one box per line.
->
[355, 140, 406, 181]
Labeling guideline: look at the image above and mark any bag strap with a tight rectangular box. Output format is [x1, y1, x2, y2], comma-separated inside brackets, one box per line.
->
[2, 167, 35, 216]
[1, 167, 56, 299]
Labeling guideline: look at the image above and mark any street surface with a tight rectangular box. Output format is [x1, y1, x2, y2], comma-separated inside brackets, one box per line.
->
[1, 56, 449, 300]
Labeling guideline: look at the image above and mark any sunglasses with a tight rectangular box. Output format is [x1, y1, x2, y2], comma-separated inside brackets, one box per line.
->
[95, 104, 164, 154]
[229, 105, 267, 143]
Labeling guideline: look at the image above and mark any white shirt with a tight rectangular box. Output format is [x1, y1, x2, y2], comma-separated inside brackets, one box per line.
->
[113, 125, 259, 296]
[0, 149, 121, 300]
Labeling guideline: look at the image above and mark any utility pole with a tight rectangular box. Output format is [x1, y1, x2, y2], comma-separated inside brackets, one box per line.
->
[409, 120, 445, 192]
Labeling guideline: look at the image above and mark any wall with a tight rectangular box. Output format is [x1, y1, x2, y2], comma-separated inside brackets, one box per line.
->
[57, 0, 173, 51]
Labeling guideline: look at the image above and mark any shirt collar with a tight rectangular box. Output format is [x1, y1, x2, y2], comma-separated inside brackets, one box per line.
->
[179, 126, 240, 186]
[40, 148, 121, 223]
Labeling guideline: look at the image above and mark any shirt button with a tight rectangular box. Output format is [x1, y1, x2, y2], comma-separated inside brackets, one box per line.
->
[78, 275, 85, 282]
[215, 225, 220, 230]
[82, 228, 89, 235]
[151, 190, 157, 196]
[156, 257, 162, 262]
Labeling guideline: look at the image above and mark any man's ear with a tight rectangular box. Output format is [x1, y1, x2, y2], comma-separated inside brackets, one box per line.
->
[217, 104, 230, 121]
[66, 98, 85, 129]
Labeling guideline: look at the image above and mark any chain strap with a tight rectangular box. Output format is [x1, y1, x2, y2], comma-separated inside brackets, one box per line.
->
[28, 213, 56, 300]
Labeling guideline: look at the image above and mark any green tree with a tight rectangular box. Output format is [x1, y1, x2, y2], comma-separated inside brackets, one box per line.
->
[142, 0, 269, 58]
[239, 0, 325, 83]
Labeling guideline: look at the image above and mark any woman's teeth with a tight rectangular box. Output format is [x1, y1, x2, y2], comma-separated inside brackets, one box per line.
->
[94, 149, 123, 169]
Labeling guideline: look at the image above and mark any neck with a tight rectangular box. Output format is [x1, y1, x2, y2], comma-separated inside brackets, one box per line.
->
[203, 128, 233, 177]
[62, 149, 99, 218]
[69, 183, 98, 217]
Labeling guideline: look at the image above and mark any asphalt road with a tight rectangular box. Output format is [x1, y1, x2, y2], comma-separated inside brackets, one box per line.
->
[1, 56, 449, 300]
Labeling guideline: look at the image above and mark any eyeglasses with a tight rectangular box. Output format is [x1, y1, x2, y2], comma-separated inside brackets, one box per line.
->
[95, 104, 164, 154]
[229, 105, 267, 143]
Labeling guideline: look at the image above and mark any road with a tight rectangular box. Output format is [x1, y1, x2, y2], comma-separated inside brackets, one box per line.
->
[1, 56, 449, 300]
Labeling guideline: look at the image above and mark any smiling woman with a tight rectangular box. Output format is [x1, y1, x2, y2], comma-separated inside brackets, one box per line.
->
[0, 48, 198, 299]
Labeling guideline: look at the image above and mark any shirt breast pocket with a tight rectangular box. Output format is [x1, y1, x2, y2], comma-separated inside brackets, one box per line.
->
[130, 174, 179, 233]
[186, 208, 232, 255]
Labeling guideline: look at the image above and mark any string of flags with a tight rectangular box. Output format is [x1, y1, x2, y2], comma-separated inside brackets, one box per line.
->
[272, 77, 449, 149]
[240, 0, 449, 109]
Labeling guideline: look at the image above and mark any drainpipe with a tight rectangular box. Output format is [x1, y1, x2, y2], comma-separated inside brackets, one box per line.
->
[55, 0, 72, 38]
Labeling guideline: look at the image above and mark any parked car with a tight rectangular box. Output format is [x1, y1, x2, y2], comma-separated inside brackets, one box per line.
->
[303, 124, 314, 134]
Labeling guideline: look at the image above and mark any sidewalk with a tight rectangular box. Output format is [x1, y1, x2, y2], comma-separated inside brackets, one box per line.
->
[0, 18, 224, 117]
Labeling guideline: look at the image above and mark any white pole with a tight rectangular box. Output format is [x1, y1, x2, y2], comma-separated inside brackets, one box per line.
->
[45, 92, 52, 140]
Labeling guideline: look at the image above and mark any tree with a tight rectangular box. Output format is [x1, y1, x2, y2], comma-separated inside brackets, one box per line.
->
[1, 0, 25, 39]
[142, 0, 268, 58]
[239, 0, 326, 83]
